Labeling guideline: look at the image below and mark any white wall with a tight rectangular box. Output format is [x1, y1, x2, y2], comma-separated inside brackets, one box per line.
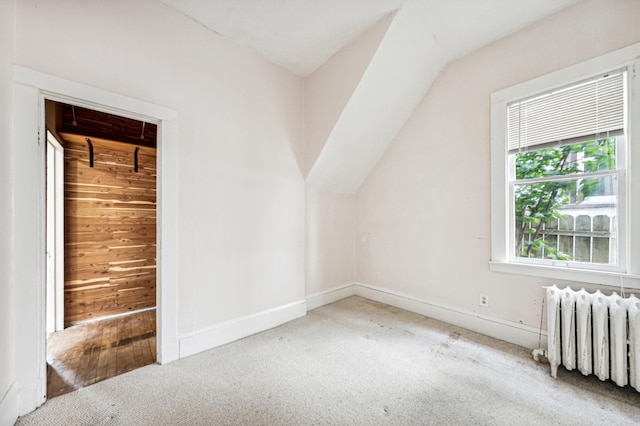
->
[305, 191, 356, 298]
[356, 0, 640, 335]
[0, 0, 16, 424]
[10, 0, 304, 415]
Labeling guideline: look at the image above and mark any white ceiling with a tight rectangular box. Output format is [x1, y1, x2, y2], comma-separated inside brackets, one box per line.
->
[160, 0, 399, 76]
[161, 0, 581, 77]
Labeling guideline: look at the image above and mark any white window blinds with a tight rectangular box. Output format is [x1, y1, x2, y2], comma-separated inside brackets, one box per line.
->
[507, 71, 625, 152]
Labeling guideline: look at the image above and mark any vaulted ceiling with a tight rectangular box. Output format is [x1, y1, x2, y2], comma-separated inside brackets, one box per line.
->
[161, 0, 582, 193]
[160, 0, 402, 77]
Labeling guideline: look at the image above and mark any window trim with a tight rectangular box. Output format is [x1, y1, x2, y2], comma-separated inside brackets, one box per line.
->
[490, 43, 640, 289]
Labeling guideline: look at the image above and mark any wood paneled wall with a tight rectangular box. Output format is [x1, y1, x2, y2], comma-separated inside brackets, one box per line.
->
[61, 133, 156, 326]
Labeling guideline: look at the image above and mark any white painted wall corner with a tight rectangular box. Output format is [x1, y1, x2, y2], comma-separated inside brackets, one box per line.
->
[306, 283, 358, 311]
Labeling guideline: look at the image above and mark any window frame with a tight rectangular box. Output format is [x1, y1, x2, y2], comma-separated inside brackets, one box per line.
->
[490, 43, 640, 289]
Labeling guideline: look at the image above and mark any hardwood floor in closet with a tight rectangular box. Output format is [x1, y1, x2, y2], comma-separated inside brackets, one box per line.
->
[47, 310, 156, 399]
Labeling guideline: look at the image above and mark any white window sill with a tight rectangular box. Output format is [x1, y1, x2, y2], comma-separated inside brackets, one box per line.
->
[489, 261, 640, 289]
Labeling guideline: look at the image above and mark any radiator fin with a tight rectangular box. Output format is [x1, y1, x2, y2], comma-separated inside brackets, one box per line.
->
[592, 290, 609, 381]
[560, 288, 576, 371]
[576, 289, 592, 376]
[628, 296, 640, 391]
[609, 294, 628, 387]
[547, 286, 561, 378]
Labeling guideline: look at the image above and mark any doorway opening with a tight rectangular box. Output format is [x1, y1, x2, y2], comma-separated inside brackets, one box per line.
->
[45, 100, 158, 398]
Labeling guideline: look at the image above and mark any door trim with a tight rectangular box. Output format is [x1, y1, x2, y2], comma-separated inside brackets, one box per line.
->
[45, 131, 64, 332]
[13, 66, 179, 412]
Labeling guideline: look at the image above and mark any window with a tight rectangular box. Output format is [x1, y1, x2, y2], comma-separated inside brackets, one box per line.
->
[510, 71, 623, 269]
[490, 44, 640, 287]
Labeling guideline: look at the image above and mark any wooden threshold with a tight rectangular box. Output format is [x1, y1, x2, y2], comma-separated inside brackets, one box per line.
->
[46, 309, 156, 399]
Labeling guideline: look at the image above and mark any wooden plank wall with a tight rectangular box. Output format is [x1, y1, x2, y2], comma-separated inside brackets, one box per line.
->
[61, 133, 156, 326]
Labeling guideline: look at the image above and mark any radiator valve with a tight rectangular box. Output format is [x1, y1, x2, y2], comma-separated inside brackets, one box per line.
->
[531, 348, 547, 362]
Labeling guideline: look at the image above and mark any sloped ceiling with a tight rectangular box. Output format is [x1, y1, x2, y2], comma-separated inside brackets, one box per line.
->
[160, 0, 403, 76]
[161, 0, 582, 193]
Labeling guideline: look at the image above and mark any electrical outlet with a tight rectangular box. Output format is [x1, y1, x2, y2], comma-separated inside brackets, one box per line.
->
[479, 294, 489, 307]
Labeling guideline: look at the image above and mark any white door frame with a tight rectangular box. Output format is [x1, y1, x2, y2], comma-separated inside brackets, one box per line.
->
[13, 66, 179, 413]
[45, 131, 64, 333]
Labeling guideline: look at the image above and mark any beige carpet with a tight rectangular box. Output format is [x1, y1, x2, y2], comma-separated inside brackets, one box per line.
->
[16, 296, 640, 425]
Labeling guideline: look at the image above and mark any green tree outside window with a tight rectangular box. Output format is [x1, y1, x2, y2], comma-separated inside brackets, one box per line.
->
[514, 138, 616, 260]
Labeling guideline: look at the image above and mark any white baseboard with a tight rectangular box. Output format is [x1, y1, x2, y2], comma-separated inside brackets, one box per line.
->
[158, 281, 547, 360]
[306, 284, 357, 311]
[179, 300, 307, 358]
[356, 284, 546, 349]
[306, 283, 547, 350]
[0, 383, 17, 426]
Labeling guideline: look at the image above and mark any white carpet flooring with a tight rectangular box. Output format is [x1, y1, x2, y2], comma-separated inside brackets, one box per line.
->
[16, 296, 640, 425]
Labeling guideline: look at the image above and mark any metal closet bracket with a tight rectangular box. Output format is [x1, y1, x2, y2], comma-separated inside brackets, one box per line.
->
[134, 146, 140, 173]
[86, 138, 94, 168]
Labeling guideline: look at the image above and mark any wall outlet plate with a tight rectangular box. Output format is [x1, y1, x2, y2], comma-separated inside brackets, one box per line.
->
[479, 294, 489, 307]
